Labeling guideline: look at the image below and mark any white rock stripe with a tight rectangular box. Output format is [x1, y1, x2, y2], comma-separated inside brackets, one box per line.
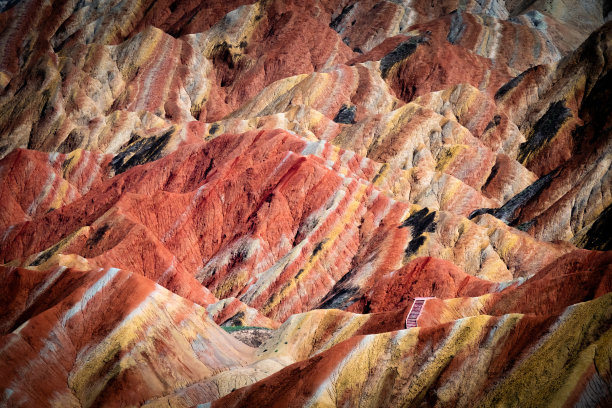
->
[131, 35, 174, 112]
[1, 224, 15, 244]
[26, 152, 61, 216]
[61, 267, 121, 326]
[239, 180, 350, 304]
[26, 266, 67, 310]
[489, 18, 502, 61]
[3, 267, 127, 400]
[26, 172, 57, 216]
[162, 183, 208, 243]
[80, 153, 104, 194]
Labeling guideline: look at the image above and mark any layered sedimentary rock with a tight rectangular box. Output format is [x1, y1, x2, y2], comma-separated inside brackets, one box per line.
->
[1, 0, 611, 407]
[0, 265, 255, 407]
[216, 294, 612, 408]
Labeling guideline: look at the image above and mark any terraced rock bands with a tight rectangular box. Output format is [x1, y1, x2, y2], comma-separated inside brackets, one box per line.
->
[0, 0, 611, 407]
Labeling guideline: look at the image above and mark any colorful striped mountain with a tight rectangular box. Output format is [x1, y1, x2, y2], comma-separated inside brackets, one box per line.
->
[0, 0, 611, 407]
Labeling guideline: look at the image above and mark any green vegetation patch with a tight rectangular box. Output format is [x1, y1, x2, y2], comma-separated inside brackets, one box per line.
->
[222, 325, 272, 333]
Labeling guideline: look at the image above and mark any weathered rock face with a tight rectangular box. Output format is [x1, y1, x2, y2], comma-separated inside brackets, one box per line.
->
[0, 0, 611, 407]
[0, 265, 255, 407]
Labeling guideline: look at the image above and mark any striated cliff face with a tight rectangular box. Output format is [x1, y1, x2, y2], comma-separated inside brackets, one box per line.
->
[0, 0, 611, 407]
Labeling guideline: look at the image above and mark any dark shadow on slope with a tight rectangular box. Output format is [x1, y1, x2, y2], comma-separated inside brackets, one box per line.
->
[110, 128, 174, 174]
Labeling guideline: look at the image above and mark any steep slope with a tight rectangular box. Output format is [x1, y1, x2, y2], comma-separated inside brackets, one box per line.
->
[215, 294, 612, 408]
[215, 251, 612, 407]
[0, 129, 575, 324]
[471, 21, 612, 246]
[0, 265, 255, 407]
[0, 0, 611, 407]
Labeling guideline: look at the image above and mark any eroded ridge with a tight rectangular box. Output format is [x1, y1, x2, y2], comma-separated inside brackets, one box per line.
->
[1, 0, 611, 407]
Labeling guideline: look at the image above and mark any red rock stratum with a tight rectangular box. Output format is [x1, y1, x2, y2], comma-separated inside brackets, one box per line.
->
[0, 0, 611, 407]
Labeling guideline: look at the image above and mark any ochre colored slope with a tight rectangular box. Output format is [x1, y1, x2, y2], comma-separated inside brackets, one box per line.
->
[215, 294, 612, 408]
[0, 0, 611, 406]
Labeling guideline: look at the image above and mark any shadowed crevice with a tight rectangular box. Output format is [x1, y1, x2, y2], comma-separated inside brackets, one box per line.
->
[380, 35, 429, 78]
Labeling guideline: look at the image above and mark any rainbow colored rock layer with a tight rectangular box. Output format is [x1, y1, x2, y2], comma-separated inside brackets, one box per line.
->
[0, 0, 611, 407]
